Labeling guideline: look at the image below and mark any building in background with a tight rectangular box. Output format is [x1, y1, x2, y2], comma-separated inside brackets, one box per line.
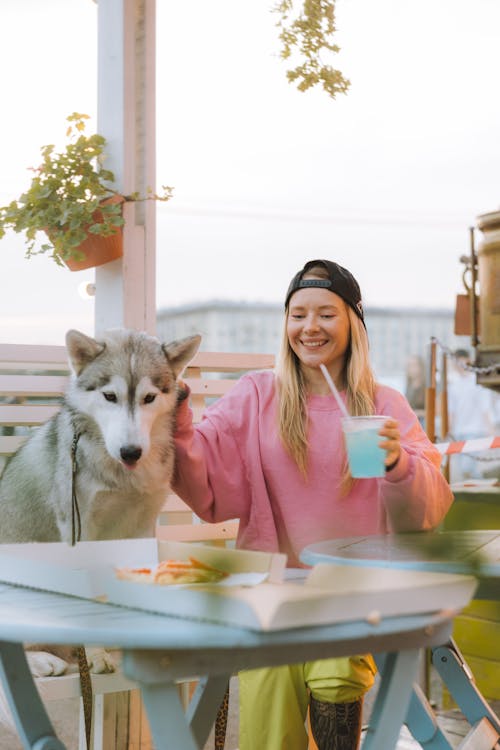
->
[157, 301, 468, 391]
[158, 301, 282, 355]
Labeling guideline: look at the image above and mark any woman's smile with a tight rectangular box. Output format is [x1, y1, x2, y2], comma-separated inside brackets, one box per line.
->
[300, 338, 328, 348]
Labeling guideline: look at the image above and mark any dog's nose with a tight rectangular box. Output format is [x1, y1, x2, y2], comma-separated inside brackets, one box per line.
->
[120, 445, 143, 465]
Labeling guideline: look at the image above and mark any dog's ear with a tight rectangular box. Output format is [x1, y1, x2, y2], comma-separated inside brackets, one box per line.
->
[66, 329, 106, 375]
[163, 334, 201, 378]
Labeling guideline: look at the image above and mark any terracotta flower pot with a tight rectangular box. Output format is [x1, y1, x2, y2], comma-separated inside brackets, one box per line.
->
[62, 228, 123, 272]
[47, 195, 124, 272]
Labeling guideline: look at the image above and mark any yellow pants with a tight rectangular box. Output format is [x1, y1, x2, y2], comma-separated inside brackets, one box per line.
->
[239, 656, 376, 750]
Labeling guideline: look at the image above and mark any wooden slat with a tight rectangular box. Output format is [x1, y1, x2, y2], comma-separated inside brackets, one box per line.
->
[452, 654, 500, 701]
[0, 342, 273, 363]
[183, 377, 239, 397]
[0, 404, 60, 426]
[0, 344, 274, 372]
[186, 350, 275, 372]
[156, 520, 239, 543]
[0, 374, 68, 397]
[36, 671, 137, 701]
[461, 600, 500, 620]
[0, 342, 68, 370]
[158, 510, 194, 525]
[0, 374, 235, 399]
[453, 614, 500, 661]
[127, 689, 154, 750]
[0, 436, 26, 455]
[162, 494, 193, 513]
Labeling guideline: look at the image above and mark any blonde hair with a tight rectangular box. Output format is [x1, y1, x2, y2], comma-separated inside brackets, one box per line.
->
[276, 270, 376, 479]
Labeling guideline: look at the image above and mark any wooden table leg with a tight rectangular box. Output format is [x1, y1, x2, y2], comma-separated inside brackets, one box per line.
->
[138, 675, 230, 750]
[122, 649, 230, 750]
[364, 650, 421, 749]
[405, 683, 453, 749]
[0, 640, 66, 750]
[185, 675, 233, 745]
[432, 641, 500, 742]
[402, 641, 500, 749]
[140, 682, 199, 750]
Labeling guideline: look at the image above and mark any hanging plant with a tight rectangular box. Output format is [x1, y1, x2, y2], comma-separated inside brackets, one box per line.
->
[273, 0, 350, 99]
[0, 112, 173, 268]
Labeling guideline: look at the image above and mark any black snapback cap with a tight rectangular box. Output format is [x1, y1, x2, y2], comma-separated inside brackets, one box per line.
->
[285, 259, 365, 325]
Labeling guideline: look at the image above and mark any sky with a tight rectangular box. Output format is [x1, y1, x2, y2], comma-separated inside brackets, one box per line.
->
[1, 0, 500, 344]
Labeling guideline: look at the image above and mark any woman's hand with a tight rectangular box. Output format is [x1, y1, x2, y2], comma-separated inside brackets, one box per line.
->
[378, 418, 401, 470]
[176, 379, 189, 404]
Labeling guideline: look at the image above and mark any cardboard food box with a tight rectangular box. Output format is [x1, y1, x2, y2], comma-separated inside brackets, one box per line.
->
[0, 539, 477, 631]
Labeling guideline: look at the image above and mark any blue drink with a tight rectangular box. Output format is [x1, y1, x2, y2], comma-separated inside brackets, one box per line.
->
[341, 416, 387, 478]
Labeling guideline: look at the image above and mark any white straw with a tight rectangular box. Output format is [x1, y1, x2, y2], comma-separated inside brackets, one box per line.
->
[319, 364, 350, 418]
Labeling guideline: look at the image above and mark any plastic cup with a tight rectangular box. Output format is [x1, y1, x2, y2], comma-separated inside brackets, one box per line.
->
[341, 416, 388, 478]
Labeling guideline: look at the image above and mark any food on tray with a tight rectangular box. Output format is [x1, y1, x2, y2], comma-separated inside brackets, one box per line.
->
[115, 567, 154, 583]
[115, 556, 229, 585]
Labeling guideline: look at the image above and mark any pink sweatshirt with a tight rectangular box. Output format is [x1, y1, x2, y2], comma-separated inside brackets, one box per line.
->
[173, 371, 453, 566]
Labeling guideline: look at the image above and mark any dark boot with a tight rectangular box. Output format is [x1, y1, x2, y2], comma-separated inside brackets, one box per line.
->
[309, 696, 363, 750]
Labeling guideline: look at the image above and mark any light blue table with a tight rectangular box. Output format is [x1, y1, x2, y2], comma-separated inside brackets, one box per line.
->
[0, 572, 471, 750]
[301, 530, 500, 750]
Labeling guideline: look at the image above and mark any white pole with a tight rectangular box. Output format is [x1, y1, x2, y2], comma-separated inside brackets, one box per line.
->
[94, 0, 157, 335]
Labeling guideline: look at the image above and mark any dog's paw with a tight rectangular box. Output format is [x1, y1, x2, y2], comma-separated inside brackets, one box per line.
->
[86, 647, 116, 674]
[26, 650, 68, 677]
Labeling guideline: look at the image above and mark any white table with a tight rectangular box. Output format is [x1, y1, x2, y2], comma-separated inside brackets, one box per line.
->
[0, 570, 473, 750]
[301, 530, 500, 750]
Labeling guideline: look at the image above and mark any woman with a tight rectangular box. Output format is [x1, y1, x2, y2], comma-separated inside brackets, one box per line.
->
[173, 259, 453, 750]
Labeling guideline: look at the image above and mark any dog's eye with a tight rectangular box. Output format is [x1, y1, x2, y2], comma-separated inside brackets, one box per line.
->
[143, 393, 156, 404]
[103, 392, 117, 403]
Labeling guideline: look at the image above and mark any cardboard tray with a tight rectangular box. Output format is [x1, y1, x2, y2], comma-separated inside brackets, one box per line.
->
[0, 539, 477, 631]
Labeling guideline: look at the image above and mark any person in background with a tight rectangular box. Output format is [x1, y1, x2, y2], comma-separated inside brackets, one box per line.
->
[173, 259, 453, 750]
[447, 349, 498, 482]
[405, 354, 426, 426]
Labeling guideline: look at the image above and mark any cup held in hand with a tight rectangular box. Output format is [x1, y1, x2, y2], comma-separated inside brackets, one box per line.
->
[341, 416, 388, 478]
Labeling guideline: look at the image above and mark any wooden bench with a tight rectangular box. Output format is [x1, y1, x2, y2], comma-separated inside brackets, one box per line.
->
[0, 340, 275, 749]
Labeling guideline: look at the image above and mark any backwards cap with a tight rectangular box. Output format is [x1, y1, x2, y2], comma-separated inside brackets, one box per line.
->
[285, 259, 365, 325]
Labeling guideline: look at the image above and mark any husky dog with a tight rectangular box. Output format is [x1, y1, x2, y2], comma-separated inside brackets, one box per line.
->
[0, 328, 200, 543]
[0, 328, 200, 689]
